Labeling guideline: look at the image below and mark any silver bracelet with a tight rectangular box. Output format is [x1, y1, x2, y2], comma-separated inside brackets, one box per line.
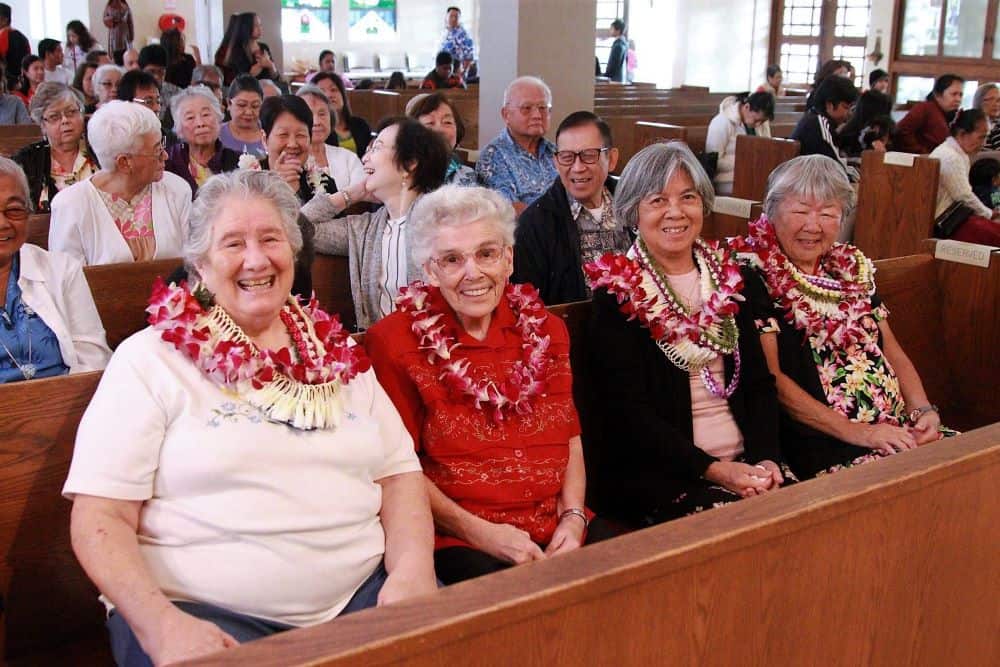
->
[559, 507, 588, 527]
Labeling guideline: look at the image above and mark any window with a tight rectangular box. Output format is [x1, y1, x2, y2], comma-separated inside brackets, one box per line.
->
[348, 0, 397, 42]
[595, 0, 627, 71]
[770, 0, 871, 88]
[281, 0, 333, 43]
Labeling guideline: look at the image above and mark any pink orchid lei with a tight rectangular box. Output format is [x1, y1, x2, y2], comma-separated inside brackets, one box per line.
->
[146, 278, 370, 429]
[732, 216, 878, 351]
[583, 238, 744, 397]
[395, 281, 553, 422]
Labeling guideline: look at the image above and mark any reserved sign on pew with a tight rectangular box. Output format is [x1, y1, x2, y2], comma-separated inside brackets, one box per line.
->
[933, 240, 997, 268]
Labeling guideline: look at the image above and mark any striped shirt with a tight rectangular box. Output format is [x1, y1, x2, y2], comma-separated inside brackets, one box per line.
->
[378, 216, 407, 319]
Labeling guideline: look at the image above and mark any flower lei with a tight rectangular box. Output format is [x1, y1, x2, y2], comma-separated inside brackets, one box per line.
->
[146, 278, 370, 430]
[583, 238, 744, 399]
[732, 216, 878, 351]
[395, 281, 553, 422]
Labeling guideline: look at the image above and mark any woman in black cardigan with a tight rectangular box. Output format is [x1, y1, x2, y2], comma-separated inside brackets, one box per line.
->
[582, 141, 791, 527]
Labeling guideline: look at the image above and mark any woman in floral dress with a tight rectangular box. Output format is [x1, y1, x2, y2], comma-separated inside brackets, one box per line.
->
[737, 154, 955, 479]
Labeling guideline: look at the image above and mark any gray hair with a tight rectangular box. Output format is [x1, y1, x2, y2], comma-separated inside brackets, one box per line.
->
[409, 185, 515, 269]
[260, 79, 281, 96]
[973, 83, 999, 113]
[27, 82, 84, 125]
[185, 170, 303, 281]
[296, 83, 329, 106]
[502, 75, 552, 106]
[87, 100, 162, 169]
[92, 64, 124, 88]
[169, 85, 224, 127]
[191, 64, 223, 86]
[613, 141, 715, 229]
[763, 154, 857, 223]
[0, 156, 32, 210]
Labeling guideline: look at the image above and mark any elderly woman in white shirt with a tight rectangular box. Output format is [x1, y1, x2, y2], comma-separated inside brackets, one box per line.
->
[48, 100, 191, 265]
[295, 84, 364, 192]
[64, 169, 435, 666]
[0, 157, 109, 383]
[929, 108, 1000, 246]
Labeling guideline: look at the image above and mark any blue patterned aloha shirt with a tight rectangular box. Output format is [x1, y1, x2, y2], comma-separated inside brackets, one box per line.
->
[440, 25, 475, 64]
[475, 129, 558, 206]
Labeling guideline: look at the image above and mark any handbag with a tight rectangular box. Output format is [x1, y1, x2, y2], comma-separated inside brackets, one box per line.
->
[934, 201, 974, 238]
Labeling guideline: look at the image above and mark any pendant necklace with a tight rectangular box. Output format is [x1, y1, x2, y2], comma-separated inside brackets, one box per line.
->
[0, 311, 36, 380]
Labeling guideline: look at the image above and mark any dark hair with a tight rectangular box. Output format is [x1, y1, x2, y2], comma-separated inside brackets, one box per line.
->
[214, 14, 239, 69]
[311, 71, 352, 122]
[611, 18, 625, 32]
[859, 116, 894, 151]
[223, 13, 258, 72]
[38, 39, 61, 60]
[17, 55, 40, 95]
[72, 62, 98, 97]
[929, 74, 964, 101]
[318, 49, 333, 67]
[813, 59, 852, 86]
[840, 89, 892, 135]
[138, 44, 168, 69]
[0, 4, 11, 24]
[375, 117, 449, 194]
[738, 91, 775, 120]
[408, 92, 466, 146]
[969, 158, 1000, 188]
[869, 69, 889, 88]
[260, 94, 313, 136]
[950, 108, 986, 137]
[556, 110, 613, 147]
[85, 50, 109, 65]
[813, 75, 859, 116]
[160, 29, 185, 65]
[446, 6, 460, 13]
[435, 51, 453, 67]
[66, 20, 96, 52]
[356, 78, 374, 90]
[117, 70, 159, 101]
[227, 73, 263, 100]
[766, 64, 782, 79]
[385, 71, 407, 90]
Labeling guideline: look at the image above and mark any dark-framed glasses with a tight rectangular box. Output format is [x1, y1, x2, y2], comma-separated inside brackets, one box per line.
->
[555, 147, 609, 166]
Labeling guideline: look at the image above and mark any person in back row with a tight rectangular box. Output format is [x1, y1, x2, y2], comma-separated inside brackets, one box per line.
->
[604, 19, 627, 83]
[477, 76, 558, 214]
[790, 75, 858, 179]
[894, 74, 964, 154]
[705, 91, 774, 195]
[972, 83, 1000, 150]
[514, 111, 629, 305]
[421, 51, 464, 90]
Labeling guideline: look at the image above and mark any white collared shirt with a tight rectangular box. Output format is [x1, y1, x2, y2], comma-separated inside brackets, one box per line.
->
[378, 216, 407, 318]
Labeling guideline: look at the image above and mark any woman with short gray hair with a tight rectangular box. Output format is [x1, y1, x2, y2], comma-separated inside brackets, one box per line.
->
[972, 82, 1000, 150]
[48, 100, 191, 265]
[92, 64, 124, 108]
[12, 82, 97, 211]
[296, 84, 364, 191]
[366, 184, 616, 585]
[65, 167, 436, 665]
[584, 141, 789, 526]
[738, 154, 954, 479]
[165, 85, 240, 196]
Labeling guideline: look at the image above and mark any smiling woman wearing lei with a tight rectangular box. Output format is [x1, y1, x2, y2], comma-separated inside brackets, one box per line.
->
[63, 170, 435, 666]
[735, 155, 955, 479]
[365, 185, 617, 585]
[583, 141, 791, 527]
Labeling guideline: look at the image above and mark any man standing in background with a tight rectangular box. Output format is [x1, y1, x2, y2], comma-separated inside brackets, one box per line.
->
[440, 6, 474, 78]
[604, 19, 627, 83]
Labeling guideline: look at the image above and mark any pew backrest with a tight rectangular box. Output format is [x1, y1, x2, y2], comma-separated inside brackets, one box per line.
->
[26, 214, 49, 250]
[83, 259, 182, 349]
[731, 135, 800, 202]
[0, 124, 41, 157]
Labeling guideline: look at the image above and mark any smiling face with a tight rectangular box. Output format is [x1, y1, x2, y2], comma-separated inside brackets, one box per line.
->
[301, 94, 331, 146]
[936, 81, 964, 113]
[229, 91, 262, 131]
[361, 124, 408, 200]
[0, 175, 29, 268]
[195, 195, 295, 335]
[264, 111, 310, 164]
[555, 123, 617, 210]
[418, 102, 458, 150]
[425, 218, 513, 335]
[636, 168, 704, 271]
[772, 195, 843, 273]
[176, 96, 220, 148]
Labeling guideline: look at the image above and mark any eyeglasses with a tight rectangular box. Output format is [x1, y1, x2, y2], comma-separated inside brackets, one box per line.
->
[42, 107, 82, 124]
[508, 103, 551, 116]
[429, 244, 506, 276]
[555, 147, 609, 166]
[0, 206, 29, 222]
[130, 137, 168, 159]
[133, 95, 162, 108]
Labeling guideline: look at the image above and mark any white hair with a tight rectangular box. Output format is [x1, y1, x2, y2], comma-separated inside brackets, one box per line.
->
[502, 75, 552, 106]
[92, 64, 124, 88]
[409, 185, 515, 269]
[763, 154, 857, 224]
[260, 79, 281, 96]
[0, 156, 31, 209]
[87, 100, 162, 169]
[169, 85, 224, 126]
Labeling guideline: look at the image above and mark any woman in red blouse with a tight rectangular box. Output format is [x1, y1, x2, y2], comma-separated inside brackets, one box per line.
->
[365, 184, 614, 584]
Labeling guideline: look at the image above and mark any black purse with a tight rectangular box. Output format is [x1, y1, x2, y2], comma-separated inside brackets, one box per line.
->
[934, 201, 974, 238]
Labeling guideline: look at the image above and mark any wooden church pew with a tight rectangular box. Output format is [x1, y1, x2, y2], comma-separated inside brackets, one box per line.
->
[0, 124, 41, 157]
[731, 135, 800, 202]
[25, 214, 49, 250]
[854, 151, 940, 260]
[83, 259, 182, 349]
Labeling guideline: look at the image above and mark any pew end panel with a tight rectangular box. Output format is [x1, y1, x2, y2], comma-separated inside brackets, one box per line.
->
[855, 151, 940, 261]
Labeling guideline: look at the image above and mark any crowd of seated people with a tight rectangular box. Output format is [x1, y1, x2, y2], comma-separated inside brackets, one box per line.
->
[2, 10, 998, 665]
